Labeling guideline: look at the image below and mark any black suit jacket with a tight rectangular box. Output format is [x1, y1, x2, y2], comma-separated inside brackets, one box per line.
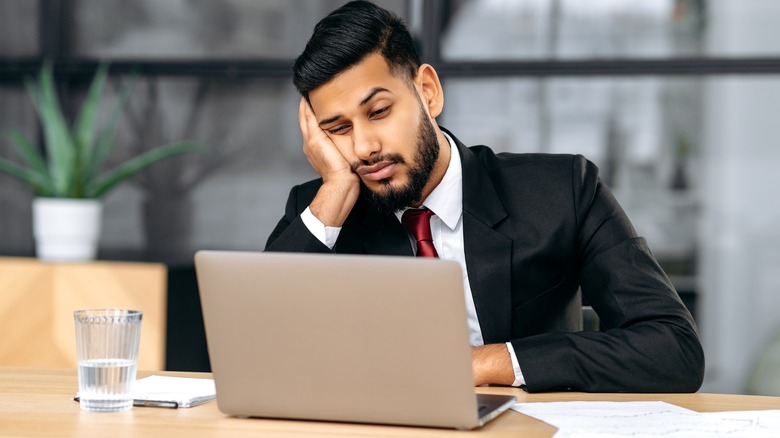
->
[265, 129, 704, 393]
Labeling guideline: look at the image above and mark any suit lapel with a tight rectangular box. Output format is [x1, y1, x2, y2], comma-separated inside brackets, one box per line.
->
[452, 133, 514, 344]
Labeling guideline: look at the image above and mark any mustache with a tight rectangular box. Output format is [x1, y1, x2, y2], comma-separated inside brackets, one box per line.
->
[351, 153, 406, 173]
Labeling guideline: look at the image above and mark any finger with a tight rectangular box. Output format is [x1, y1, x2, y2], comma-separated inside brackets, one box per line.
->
[298, 98, 320, 134]
[298, 98, 330, 166]
[298, 97, 311, 139]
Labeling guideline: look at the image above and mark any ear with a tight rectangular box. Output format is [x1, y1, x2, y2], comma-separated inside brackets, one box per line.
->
[414, 64, 444, 118]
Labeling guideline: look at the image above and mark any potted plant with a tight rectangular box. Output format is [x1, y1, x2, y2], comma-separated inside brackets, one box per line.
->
[0, 63, 201, 261]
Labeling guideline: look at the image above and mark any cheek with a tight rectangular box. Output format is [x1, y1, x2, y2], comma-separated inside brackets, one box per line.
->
[386, 115, 421, 156]
[330, 136, 356, 161]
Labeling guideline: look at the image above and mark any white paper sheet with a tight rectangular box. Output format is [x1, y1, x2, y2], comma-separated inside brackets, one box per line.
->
[512, 401, 780, 438]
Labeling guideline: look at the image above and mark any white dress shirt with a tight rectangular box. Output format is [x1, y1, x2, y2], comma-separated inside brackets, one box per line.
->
[299, 133, 525, 387]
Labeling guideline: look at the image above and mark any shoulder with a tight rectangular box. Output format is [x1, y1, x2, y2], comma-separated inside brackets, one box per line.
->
[465, 145, 598, 186]
[291, 178, 323, 199]
[283, 178, 323, 215]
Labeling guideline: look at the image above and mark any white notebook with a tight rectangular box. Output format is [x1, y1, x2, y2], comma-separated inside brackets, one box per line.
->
[132, 375, 216, 408]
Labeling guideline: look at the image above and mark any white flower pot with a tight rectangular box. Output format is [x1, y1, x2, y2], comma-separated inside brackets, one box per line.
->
[32, 198, 103, 262]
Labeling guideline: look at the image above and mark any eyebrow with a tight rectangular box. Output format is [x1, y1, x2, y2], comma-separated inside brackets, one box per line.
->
[318, 87, 391, 126]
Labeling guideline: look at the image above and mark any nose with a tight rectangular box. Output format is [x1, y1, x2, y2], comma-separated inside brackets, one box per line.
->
[352, 123, 381, 162]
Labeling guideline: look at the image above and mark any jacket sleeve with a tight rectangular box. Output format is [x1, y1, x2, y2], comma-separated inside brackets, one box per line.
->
[265, 183, 332, 254]
[513, 155, 705, 393]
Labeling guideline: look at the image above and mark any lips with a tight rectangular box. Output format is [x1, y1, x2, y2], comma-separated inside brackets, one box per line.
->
[357, 161, 398, 181]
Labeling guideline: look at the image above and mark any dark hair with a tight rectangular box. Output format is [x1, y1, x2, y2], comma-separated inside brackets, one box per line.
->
[292, 0, 420, 96]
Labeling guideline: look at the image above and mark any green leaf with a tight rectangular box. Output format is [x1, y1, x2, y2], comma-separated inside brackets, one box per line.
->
[74, 62, 108, 157]
[72, 62, 109, 197]
[32, 63, 76, 197]
[6, 130, 48, 176]
[0, 157, 54, 196]
[89, 141, 203, 198]
[87, 72, 138, 184]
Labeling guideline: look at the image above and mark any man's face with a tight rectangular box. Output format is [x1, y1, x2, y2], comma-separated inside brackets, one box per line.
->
[308, 53, 445, 213]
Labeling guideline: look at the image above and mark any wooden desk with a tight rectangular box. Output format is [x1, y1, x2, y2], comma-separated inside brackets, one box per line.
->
[2, 367, 780, 437]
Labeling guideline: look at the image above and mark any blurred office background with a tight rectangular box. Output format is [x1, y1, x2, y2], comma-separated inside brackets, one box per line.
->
[1, 0, 779, 394]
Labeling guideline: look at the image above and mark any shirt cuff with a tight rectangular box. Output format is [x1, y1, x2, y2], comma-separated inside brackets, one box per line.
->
[505, 341, 526, 387]
[300, 206, 341, 249]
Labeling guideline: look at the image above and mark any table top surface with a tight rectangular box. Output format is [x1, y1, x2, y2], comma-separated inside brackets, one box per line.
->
[2, 366, 779, 437]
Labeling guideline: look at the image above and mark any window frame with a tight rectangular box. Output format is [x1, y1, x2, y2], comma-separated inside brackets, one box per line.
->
[2, 0, 780, 82]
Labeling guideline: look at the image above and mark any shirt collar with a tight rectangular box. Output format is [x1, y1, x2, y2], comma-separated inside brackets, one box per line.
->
[395, 131, 463, 231]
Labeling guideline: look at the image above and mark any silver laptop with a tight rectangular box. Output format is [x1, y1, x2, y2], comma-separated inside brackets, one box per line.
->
[195, 250, 516, 430]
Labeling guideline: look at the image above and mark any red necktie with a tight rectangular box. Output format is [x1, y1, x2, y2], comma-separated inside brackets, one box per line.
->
[401, 208, 439, 258]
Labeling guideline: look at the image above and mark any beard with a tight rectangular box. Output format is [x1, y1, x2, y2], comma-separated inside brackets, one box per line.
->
[358, 101, 440, 216]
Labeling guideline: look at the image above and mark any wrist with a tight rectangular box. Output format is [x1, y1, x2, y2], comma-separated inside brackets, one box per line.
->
[472, 344, 515, 386]
[310, 179, 360, 227]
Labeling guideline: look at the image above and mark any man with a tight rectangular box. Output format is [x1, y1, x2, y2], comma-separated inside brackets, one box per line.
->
[266, 0, 704, 393]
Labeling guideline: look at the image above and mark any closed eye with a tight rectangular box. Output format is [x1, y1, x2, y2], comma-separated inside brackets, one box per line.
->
[327, 125, 350, 135]
[370, 106, 390, 119]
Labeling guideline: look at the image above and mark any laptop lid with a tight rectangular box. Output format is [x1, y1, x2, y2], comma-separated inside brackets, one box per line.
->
[195, 250, 515, 430]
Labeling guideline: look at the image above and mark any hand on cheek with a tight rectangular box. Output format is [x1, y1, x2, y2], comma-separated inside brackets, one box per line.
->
[299, 97, 357, 185]
[298, 97, 361, 227]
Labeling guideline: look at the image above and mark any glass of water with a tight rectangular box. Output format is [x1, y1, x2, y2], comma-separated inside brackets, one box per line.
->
[74, 309, 143, 412]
